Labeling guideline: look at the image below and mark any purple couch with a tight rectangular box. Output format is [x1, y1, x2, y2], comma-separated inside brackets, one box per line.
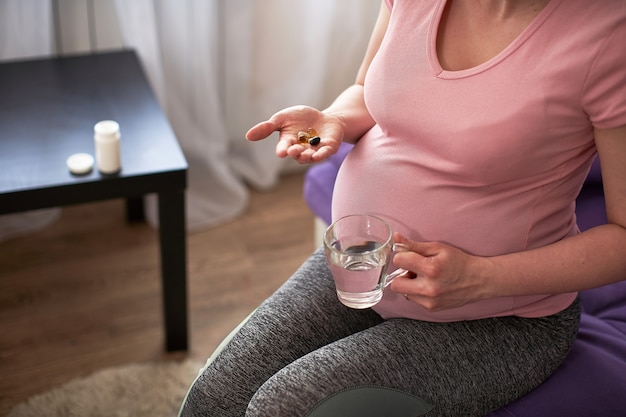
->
[303, 143, 626, 416]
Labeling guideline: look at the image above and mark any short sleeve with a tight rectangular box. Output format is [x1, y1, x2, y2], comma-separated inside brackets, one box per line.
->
[582, 15, 626, 129]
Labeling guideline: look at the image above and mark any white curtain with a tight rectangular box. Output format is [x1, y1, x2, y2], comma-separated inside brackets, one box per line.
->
[0, 0, 379, 239]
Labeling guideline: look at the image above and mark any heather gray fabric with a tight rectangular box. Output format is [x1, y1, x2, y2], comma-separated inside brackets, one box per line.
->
[180, 248, 580, 417]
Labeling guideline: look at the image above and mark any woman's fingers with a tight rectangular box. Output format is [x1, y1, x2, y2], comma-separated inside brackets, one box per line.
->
[245, 120, 278, 141]
[390, 232, 482, 311]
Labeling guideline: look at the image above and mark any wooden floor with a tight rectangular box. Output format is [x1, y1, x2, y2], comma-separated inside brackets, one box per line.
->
[0, 172, 316, 416]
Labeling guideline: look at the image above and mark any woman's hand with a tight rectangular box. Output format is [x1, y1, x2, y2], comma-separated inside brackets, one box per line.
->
[390, 233, 489, 311]
[245, 105, 345, 164]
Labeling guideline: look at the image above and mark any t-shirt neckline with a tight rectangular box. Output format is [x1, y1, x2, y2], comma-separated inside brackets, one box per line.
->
[428, 0, 564, 79]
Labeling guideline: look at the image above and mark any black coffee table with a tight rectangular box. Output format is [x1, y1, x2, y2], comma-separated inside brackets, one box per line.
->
[0, 50, 189, 351]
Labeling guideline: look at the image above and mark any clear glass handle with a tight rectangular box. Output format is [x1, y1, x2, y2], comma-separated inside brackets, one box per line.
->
[383, 242, 412, 287]
[383, 267, 410, 287]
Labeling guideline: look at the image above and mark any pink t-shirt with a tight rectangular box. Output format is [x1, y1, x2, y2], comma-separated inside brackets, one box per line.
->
[332, 0, 626, 321]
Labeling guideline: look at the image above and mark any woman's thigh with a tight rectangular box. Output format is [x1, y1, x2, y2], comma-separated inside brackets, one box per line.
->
[180, 248, 384, 417]
[247, 299, 581, 417]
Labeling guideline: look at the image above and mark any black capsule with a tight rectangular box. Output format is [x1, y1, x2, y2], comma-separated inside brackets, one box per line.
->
[309, 136, 321, 146]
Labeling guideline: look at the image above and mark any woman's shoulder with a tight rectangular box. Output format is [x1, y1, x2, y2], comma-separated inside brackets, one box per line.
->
[557, 0, 626, 24]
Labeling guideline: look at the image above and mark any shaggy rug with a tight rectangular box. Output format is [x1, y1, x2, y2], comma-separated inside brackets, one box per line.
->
[7, 359, 203, 417]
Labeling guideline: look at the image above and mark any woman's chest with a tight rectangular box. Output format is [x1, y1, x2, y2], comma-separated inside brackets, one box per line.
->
[436, 0, 551, 71]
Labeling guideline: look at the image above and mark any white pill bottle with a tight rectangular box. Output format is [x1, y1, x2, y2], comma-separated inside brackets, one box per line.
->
[94, 120, 121, 174]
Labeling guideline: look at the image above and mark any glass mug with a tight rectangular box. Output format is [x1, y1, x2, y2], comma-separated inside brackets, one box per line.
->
[323, 214, 408, 309]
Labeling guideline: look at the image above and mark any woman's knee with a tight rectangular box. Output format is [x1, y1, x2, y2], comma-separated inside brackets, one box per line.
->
[245, 369, 327, 417]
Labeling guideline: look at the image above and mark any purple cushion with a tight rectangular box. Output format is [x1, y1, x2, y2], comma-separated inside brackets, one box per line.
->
[586, 155, 603, 185]
[486, 280, 626, 416]
[576, 155, 606, 231]
[576, 185, 607, 232]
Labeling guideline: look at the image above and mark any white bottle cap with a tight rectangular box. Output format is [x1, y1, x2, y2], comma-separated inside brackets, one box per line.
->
[94, 120, 121, 139]
[66, 153, 94, 175]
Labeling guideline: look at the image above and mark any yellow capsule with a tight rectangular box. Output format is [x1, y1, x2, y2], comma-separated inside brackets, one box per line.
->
[297, 131, 310, 144]
[307, 128, 318, 137]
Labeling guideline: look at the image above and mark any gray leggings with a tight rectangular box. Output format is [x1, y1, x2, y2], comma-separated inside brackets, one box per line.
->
[180, 248, 580, 417]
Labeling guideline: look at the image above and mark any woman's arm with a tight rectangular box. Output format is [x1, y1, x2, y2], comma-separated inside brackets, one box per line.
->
[322, 1, 390, 144]
[391, 125, 626, 311]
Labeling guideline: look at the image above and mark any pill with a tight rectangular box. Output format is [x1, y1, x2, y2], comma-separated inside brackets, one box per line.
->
[308, 136, 321, 146]
[297, 131, 310, 144]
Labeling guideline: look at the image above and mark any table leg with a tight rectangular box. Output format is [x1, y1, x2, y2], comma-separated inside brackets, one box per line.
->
[126, 196, 145, 223]
[158, 189, 188, 351]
